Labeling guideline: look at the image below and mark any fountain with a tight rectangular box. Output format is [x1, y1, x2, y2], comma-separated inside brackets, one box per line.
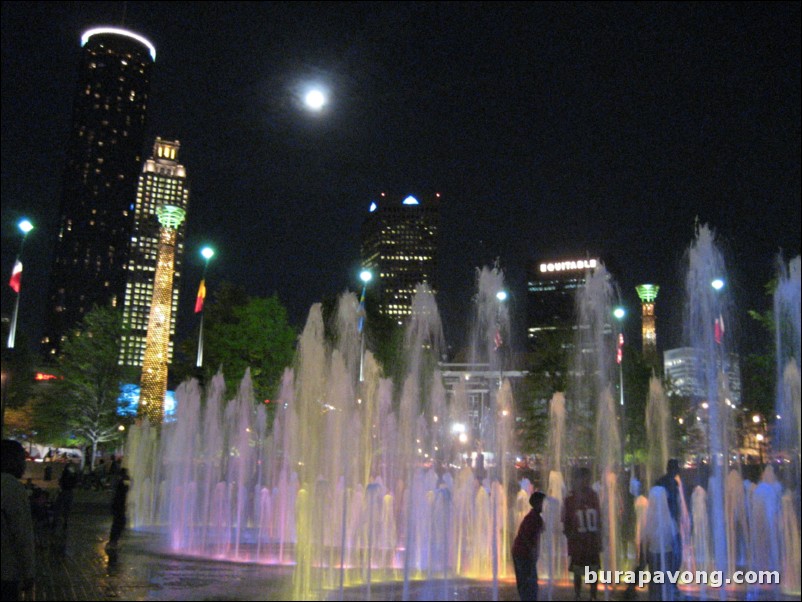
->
[646, 376, 671, 490]
[127, 269, 517, 600]
[124, 231, 801, 601]
[569, 261, 623, 584]
[774, 256, 801, 596]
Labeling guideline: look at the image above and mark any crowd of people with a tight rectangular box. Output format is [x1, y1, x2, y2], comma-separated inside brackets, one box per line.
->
[512, 460, 686, 601]
[1, 439, 130, 600]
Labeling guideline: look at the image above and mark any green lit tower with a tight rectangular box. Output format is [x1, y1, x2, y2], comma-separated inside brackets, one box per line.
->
[636, 284, 660, 360]
[139, 204, 185, 425]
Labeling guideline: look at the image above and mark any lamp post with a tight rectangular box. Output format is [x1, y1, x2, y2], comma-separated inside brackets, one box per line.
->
[195, 246, 215, 368]
[358, 269, 372, 382]
[7, 218, 34, 349]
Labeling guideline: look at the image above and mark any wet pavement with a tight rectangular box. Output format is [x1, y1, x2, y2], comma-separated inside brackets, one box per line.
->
[22, 485, 793, 601]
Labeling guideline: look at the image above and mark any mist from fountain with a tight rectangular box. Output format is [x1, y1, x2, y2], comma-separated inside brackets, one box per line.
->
[540, 393, 568, 596]
[645, 376, 671, 490]
[567, 262, 623, 588]
[685, 224, 733, 577]
[774, 255, 801, 596]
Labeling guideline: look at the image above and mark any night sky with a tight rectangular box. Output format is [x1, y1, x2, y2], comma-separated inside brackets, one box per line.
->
[2, 2, 800, 358]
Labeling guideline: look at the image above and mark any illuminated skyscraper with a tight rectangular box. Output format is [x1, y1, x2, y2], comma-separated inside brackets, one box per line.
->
[526, 258, 599, 348]
[119, 138, 189, 368]
[361, 194, 439, 321]
[43, 27, 156, 357]
[139, 205, 185, 425]
[636, 284, 659, 360]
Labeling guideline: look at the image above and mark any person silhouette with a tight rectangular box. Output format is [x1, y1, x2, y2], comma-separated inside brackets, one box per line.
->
[105, 468, 130, 553]
[512, 491, 546, 601]
[1, 440, 35, 600]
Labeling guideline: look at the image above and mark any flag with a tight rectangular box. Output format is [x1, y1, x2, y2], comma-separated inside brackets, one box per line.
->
[8, 259, 22, 293]
[714, 313, 724, 345]
[494, 328, 503, 350]
[617, 333, 624, 365]
[194, 279, 206, 313]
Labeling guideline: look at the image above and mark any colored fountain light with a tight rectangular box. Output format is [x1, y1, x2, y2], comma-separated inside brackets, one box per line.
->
[123, 235, 802, 600]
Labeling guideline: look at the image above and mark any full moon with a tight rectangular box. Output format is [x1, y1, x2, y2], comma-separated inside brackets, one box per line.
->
[304, 89, 326, 111]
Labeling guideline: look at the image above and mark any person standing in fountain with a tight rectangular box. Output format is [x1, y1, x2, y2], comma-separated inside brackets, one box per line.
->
[654, 460, 682, 578]
[563, 467, 601, 601]
[512, 491, 546, 601]
[105, 468, 130, 552]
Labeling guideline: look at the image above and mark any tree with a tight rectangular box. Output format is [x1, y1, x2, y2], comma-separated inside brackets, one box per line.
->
[36, 306, 134, 467]
[516, 328, 572, 455]
[196, 290, 296, 415]
[0, 327, 35, 438]
[741, 309, 776, 418]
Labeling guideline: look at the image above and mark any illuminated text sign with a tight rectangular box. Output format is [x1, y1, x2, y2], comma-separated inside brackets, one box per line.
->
[540, 259, 598, 273]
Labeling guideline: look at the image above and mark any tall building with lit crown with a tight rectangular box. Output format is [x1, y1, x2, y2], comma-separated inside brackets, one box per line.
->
[361, 193, 439, 321]
[636, 284, 659, 360]
[43, 27, 156, 357]
[119, 138, 189, 368]
[139, 205, 185, 425]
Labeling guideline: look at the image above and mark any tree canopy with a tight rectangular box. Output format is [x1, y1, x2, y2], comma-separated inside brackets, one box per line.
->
[175, 283, 297, 408]
[35, 305, 135, 466]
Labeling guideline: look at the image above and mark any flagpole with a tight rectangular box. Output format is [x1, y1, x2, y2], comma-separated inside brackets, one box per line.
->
[195, 247, 214, 368]
[6, 219, 33, 349]
[7, 293, 21, 350]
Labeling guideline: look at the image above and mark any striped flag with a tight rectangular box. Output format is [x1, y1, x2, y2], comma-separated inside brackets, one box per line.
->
[494, 328, 503, 350]
[194, 279, 206, 313]
[8, 259, 22, 293]
[714, 313, 724, 345]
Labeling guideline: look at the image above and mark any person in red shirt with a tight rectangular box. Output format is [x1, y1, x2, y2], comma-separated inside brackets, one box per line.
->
[512, 491, 546, 601]
[563, 467, 601, 601]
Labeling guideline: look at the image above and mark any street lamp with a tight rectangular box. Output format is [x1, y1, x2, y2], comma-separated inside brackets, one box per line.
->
[195, 246, 215, 368]
[7, 218, 34, 349]
[358, 269, 372, 382]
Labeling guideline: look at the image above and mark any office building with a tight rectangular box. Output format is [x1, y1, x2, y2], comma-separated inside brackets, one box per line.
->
[361, 193, 439, 321]
[43, 27, 156, 356]
[526, 258, 599, 347]
[119, 138, 189, 368]
[663, 347, 742, 405]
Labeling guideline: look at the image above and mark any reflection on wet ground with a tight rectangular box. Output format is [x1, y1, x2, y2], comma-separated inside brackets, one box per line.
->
[28, 490, 795, 601]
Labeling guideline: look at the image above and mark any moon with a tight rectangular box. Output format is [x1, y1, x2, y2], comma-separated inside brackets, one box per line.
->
[303, 89, 327, 111]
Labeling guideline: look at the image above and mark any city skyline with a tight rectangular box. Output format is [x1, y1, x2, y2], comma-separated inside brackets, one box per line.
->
[2, 3, 799, 358]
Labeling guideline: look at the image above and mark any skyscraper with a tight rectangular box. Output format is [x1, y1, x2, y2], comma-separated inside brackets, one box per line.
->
[119, 138, 189, 368]
[361, 193, 439, 321]
[525, 257, 599, 348]
[42, 27, 156, 357]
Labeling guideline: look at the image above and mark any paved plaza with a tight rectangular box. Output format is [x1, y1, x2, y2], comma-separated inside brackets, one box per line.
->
[19, 478, 790, 601]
